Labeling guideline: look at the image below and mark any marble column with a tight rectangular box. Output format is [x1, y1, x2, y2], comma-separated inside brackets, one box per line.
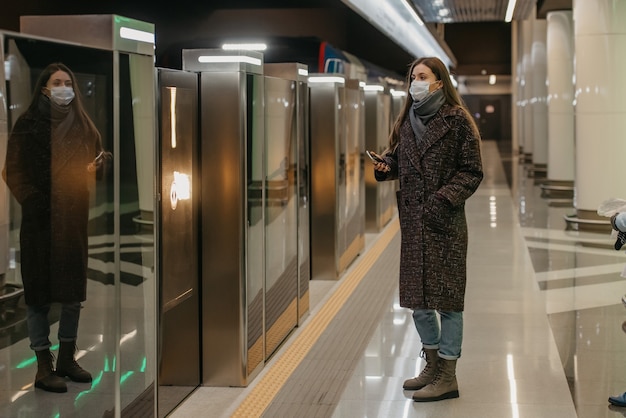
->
[544, 11, 575, 195]
[572, 0, 626, 225]
[520, 18, 534, 160]
[530, 18, 548, 176]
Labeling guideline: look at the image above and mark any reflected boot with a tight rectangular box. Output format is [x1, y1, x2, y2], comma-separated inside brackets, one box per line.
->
[403, 348, 439, 390]
[35, 349, 67, 393]
[56, 341, 92, 383]
[412, 358, 459, 402]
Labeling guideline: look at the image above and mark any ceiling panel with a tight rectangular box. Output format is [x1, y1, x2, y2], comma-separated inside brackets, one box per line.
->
[412, 0, 537, 23]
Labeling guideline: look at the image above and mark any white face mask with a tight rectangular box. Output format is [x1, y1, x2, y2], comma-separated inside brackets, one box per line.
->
[49, 86, 75, 106]
[409, 80, 437, 102]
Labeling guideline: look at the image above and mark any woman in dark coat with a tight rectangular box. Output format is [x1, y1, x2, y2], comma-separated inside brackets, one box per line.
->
[4, 63, 106, 393]
[372, 57, 483, 402]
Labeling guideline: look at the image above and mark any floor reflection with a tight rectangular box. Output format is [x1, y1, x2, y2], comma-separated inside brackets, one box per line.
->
[503, 142, 626, 418]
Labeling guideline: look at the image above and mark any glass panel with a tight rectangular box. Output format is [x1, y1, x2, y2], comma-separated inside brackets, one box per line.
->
[297, 80, 310, 318]
[264, 77, 298, 358]
[343, 83, 364, 252]
[377, 92, 394, 223]
[118, 53, 156, 416]
[336, 85, 347, 262]
[246, 73, 264, 374]
[0, 35, 116, 416]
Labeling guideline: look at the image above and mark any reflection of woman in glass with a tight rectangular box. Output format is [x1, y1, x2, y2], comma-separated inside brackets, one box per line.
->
[4, 63, 106, 393]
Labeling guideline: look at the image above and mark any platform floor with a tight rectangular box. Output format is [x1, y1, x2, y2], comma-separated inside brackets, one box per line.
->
[171, 139, 626, 418]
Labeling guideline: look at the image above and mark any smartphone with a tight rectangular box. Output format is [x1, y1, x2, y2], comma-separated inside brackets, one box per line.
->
[93, 151, 104, 164]
[366, 150, 383, 163]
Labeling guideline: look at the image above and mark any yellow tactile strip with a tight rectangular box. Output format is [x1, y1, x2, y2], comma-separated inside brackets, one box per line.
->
[231, 218, 400, 418]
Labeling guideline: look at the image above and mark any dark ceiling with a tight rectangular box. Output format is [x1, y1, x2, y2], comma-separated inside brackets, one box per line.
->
[1, 0, 572, 79]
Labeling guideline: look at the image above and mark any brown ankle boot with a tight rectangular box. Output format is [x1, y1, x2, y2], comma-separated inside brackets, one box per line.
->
[56, 341, 92, 383]
[403, 348, 439, 390]
[412, 358, 459, 402]
[35, 349, 67, 393]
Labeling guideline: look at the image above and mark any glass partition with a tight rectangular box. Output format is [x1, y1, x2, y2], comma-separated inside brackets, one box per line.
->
[339, 80, 365, 273]
[0, 32, 156, 417]
[264, 76, 298, 358]
[118, 52, 156, 415]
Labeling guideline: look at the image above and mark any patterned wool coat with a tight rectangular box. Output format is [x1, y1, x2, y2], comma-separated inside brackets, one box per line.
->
[376, 104, 483, 311]
[5, 103, 100, 306]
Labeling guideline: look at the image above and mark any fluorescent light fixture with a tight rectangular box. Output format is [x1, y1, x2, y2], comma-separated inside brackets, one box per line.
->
[489, 74, 497, 85]
[340, 0, 453, 68]
[197, 55, 262, 66]
[308, 76, 345, 84]
[390, 89, 407, 97]
[119, 27, 155, 44]
[364, 84, 385, 91]
[505, 0, 517, 22]
[168, 87, 177, 148]
[298, 68, 309, 77]
[402, 0, 424, 26]
[222, 43, 267, 51]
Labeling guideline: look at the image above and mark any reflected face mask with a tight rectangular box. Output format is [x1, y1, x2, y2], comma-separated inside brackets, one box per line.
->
[49, 86, 75, 106]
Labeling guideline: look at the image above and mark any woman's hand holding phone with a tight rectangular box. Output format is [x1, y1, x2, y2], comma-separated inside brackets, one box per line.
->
[366, 150, 390, 172]
[366, 150, 383, 163]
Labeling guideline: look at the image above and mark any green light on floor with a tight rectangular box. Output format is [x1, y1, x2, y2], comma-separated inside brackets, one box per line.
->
[104, 355, 117, 372]
[74, 370, 104, 404]
[15, 344, 60, 369]
[120, 371, 134, 384]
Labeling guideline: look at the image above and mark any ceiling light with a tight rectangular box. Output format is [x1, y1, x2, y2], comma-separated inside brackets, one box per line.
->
[119, 27, 154, 44]
[197, 55, 262, 66]
[401, 0, 424, 26]
[308, 76, 345, 84]
[340, 0, 454, 68]
[390, 89, 407, 97]
[222, 43, 267, 51]
[505, 0, 517, 22]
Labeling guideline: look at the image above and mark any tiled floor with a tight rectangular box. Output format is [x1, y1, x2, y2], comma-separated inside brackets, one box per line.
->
[172, 139, 626, 417]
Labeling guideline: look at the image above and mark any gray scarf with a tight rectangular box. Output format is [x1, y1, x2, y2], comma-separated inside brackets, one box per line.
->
[409, 89, 445, 142]
[38, 94, 75, 145]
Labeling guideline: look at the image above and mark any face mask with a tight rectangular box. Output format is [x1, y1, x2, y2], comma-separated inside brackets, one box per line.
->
[409, 80, 437, 102]
[49, 86, 75, 106]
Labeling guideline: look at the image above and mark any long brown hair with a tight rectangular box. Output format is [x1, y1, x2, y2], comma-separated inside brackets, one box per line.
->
[388, 57, 478, 152]
[27, 62, 101, 144]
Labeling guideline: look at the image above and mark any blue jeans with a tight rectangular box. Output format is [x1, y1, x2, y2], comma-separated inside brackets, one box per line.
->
[412, 309, 463, 360]
[27, 303, 82, 351]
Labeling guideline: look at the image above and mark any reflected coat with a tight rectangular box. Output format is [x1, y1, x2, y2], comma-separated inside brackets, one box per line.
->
[376, 104, 483, 311]
[5, 105, 99, 306]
